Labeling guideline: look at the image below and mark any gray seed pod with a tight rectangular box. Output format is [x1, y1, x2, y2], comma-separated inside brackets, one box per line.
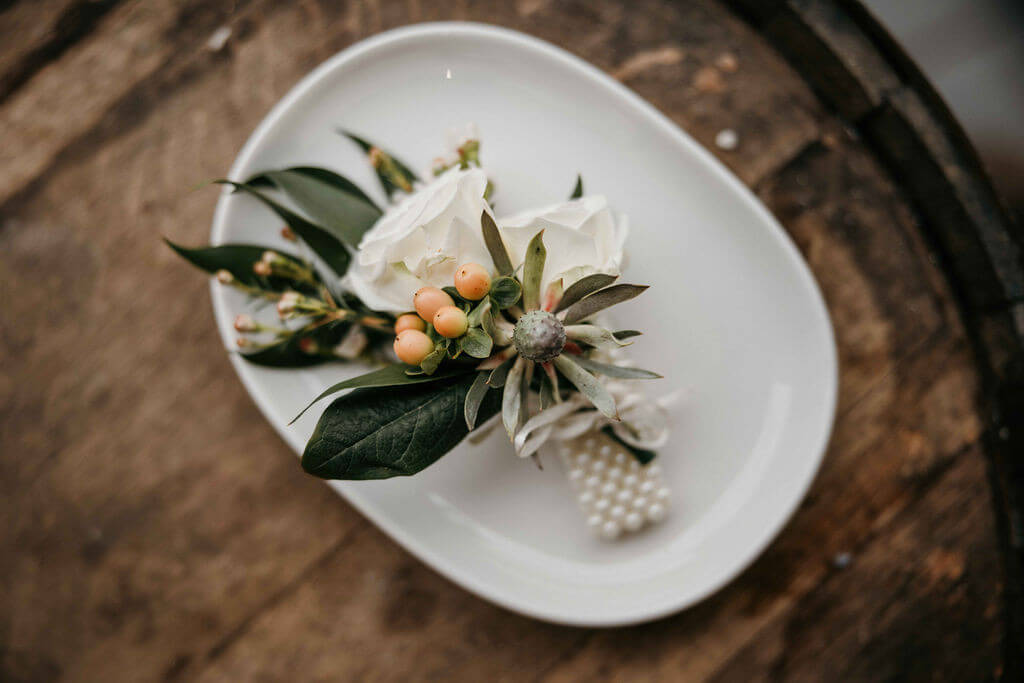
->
[513, 310, 566, 362]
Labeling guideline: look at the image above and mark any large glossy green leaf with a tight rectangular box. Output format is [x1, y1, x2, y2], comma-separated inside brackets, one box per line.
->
[217, 180, 352, 277]
[560, 284, 649, 324]
[340, 130, 419, 198]
[247, 166, 379, 209]
[240, 320, 350, 368]
[522, 230, 546, 311]
[302, 373, 502, 480]
[290, 363, 473, 424]
[553, 273, 617, 313]
[256, 169, 382, 246]
[164, 239, 312, 292]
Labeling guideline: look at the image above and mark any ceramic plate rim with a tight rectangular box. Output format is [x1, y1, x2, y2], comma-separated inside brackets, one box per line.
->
[209, 21, 838, 627]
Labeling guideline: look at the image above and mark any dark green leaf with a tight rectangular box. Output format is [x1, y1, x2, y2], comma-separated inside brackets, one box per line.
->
[481, 211, 513, 276]
[489, 277, 522, 309]
[573, 356, 661, 379]
[601, 426, 656, 464]
[613, 330, 643, 340]
[553, 273, 618, 313]
[164, 239, 309, 292]
[486, 355, 516, 388]
[290, 363, 472, 424]
[217, 180, 352, 277]
[241, 320, 350, 368]
[246, 166, 379, 210]
[560, 284, 649, 324]
[302, 374, 502, 479]
[459, 327, 493, 359]
[464, 372, 493, 430]
[569, 174, 584, 199]
[340, 130, 419, 198]
[252, 168, 382, 245]
[522, 231, 546, 311]
[420, 343, 447, 375]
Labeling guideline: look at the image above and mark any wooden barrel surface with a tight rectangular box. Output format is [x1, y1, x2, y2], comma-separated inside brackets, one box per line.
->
[1, 0, 1020, 680]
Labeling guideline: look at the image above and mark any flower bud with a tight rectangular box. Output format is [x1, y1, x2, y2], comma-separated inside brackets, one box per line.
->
[433, 305, 468, 339]
[454, 263, 491, 300]
[394, 329, 433, 365]
[395, 313, 427, 335]
[234, 313, 257, 332]
[413, 286, 454, 323]
[280, 226, 297, 241]
[369, 147, 385, 168]
[513, 310, 566, 362]
[216, 269, 234, 285]
[276, 291, 301, 316]
[253, 261, 272, 276]
[298, 337, 319, 355]
[261, 250, 277, 264]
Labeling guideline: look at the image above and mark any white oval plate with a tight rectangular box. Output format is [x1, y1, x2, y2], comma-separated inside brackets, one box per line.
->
[211, 23, 837, 626]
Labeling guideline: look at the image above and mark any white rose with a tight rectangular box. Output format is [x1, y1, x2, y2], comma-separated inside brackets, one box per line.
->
[344, 167, 495, 313]
[498, 195, 629, 293]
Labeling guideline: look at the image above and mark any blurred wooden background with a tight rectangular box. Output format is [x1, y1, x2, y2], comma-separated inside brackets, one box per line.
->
[1, 1, 1015, 680]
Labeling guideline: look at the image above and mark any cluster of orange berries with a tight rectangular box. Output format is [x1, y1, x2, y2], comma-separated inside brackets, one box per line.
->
[393, 263, 492, 365]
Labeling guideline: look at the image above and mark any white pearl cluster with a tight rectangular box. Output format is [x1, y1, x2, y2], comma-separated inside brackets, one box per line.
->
[561, 434, 670, 540]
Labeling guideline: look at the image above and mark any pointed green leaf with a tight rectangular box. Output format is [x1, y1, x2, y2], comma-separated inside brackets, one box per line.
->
[560, 284, 649, 324]
[302, 374, 502, 480]
[420, 343, 447, 375]
[481, 211, 513, 276]
[459, 327, 493, 359]
[613, 330, 643, 340]
[486, 355, 517, 388]
[553, 273, 618, 313]
[565, 324, 629, 349]
[164, 239, 311, 292]
[569, 174, 584, 199]
[217, 180, 352, 277]
[255, 169, 382, 246]
[601, 426, 656, 464]
[573, 356, 661, 379]
[246, 166, 379, 210]
[502, 356, 527, 438]
[464, 372, 493, 430]
[290, 363, 472, 424]
[467, 298, 491, 327]
[522, 230, 546, 311]
[553, 355, 618, 419]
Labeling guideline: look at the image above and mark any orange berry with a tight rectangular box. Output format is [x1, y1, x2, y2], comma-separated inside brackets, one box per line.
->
[433, 305, 469, 338]
[413, 286, 454, 322]
[394, 313, 427, 335]
[393, 329, 434, 365]
[454, 262, 492, 300]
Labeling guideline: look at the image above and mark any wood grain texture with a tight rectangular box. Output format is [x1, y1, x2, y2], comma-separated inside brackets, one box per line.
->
[0, 0, 1005, 680]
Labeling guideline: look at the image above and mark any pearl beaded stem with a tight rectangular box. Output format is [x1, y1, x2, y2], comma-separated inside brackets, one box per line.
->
[560, 432, 671, 540]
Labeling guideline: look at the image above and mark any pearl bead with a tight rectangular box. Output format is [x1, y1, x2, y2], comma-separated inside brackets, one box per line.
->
[600, 520, 621, 539]
[656, 487, 671, 501]
[584, 438, 597, 450]
[586, 514, 603, 531]
[579, 491, 595, 507]
[646, 464, 662, 478]
[613, 452, 628, 466]
[594, 498, 610, 513]
[622, 474, 639, 489]
[606, 467, 622, 481]
[633, 496, 648, 510]
[629, 461, 641, 472]
[616, 489, 633, 504]
[624, 512, 644, 531]
[599, 444, 612, 456]
[592, 460, 606, 474]
[639, 480, 656, 495]
[568, 468, 584, 486]
[575, 452, 591, 466]
[585, 475, 602, 490]
[609, 505, 626, 520]
[600, 482, 617, 497]
[647, 502, 667, 522]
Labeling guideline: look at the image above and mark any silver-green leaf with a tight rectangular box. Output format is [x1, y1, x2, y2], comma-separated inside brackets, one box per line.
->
[553, 273, 618, 313]
[553, 355, 618, 419]
[560, 284, 649, 324]
[522, 230, 546, 311]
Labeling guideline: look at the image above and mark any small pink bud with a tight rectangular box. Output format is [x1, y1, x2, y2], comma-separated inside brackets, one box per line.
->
[216, 269, 234, 284]
[261, 250, 277, 264]
[234, 314, 257, 332]
[298, 337, 319, 355]
[369, 147, 384, 168]
[280, 226, 297, 241]
[276, 291, 300, 316]
[253, 261, 272, 276]
[236, 337, 250, 349]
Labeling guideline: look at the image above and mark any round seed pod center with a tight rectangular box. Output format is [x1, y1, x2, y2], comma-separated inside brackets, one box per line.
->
[513, 310, 566, 362]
